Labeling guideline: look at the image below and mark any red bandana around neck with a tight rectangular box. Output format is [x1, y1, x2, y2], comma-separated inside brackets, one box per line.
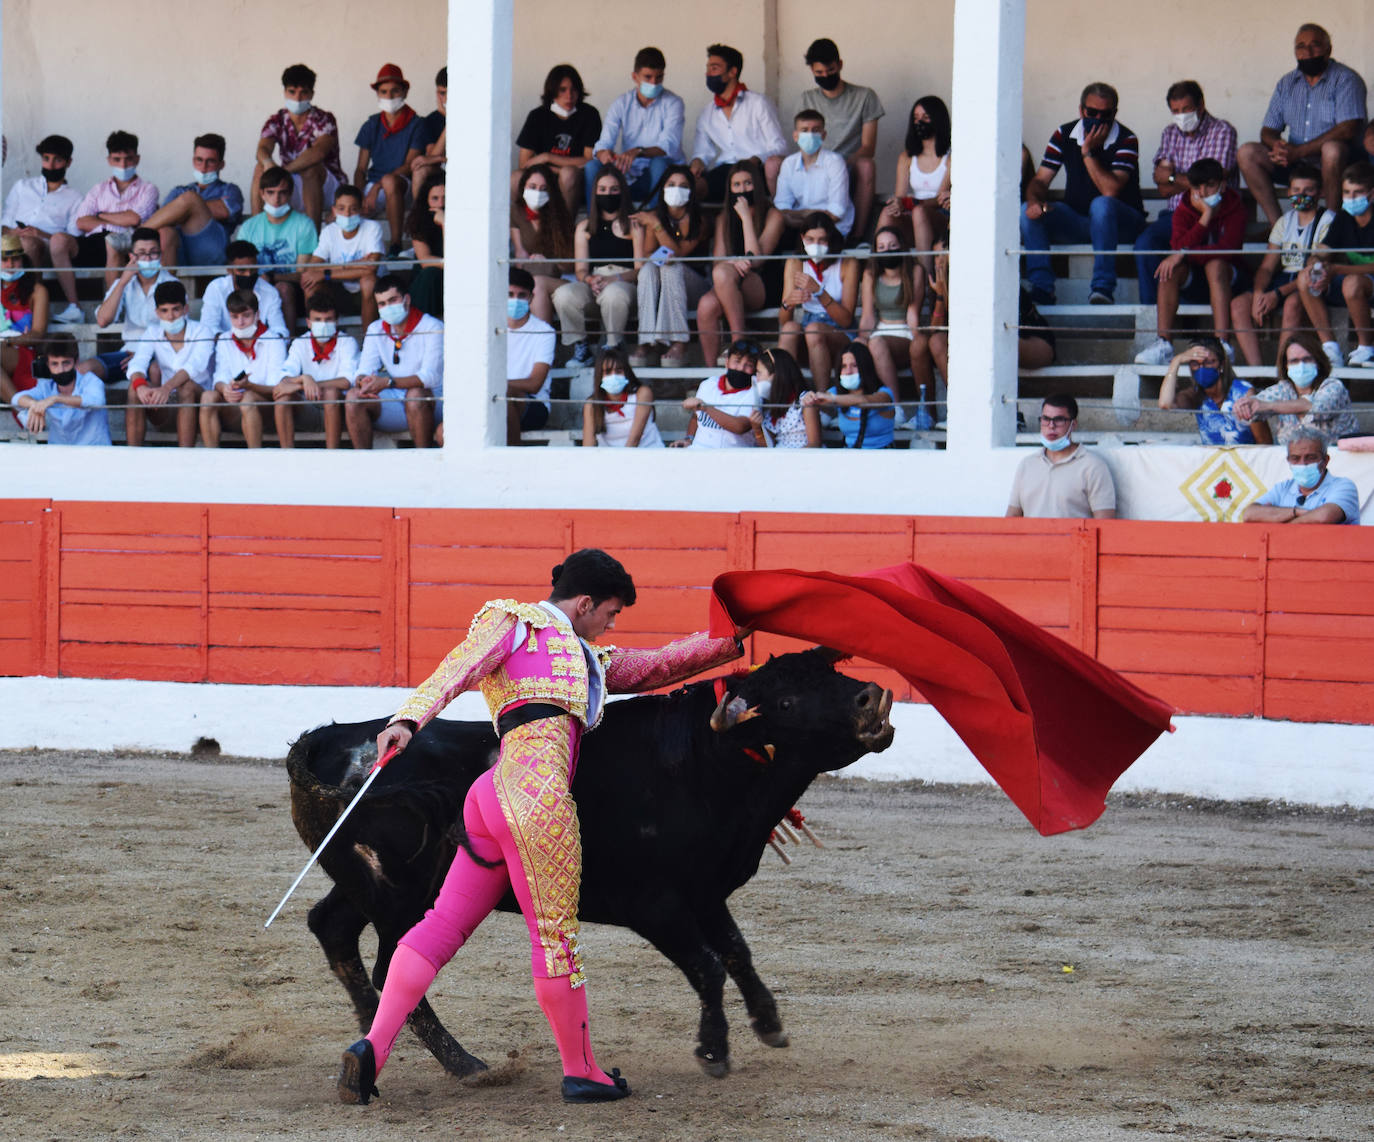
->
[234, 321, 268, 359]
[386, 307, 422, 347]
[714, 82, 747, 109]
[310, 334, 338, 363]
[523, 204, 541, 222]
[379, 104, 416, 138]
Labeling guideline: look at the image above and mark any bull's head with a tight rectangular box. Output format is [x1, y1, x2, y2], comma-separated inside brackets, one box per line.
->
[708, 647, 895, 773]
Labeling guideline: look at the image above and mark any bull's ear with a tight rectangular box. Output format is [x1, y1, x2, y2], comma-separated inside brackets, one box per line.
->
[710, 691, 760, 733]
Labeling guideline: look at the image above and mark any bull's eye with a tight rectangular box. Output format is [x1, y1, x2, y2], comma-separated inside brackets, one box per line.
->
[778, 697, 794, 712]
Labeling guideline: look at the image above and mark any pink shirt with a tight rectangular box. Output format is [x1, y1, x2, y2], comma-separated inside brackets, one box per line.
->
[259, 107, 347, 183]
[73, 176, 159, 236]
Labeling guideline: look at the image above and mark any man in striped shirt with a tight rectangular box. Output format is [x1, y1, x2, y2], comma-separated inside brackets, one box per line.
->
[1237, 23, 1368, 225]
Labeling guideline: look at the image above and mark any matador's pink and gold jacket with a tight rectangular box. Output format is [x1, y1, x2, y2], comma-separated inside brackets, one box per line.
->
[390, 598, 741, 733]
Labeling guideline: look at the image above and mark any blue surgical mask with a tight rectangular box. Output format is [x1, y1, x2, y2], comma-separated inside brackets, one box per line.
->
[797, 131, 823, 155]
[1288, 360, 1319, 387]
[638, 81, 662, 101]
[1289, 462, 1322, 488]
[1194, 366, 1220, 389]
[310, 319, 337, 340]
[379, 301, 409, 326]
[264, 202, 292, 219]
[838, 371, 861, 391]
[284, 98, 312, 115]
[160, 315, 187, 334]
[1342, 196, 1371, 217]
[0, 269, 24, 282]
[600, 373, 629, 395]
[1040, 433, 1073, 452]
[507, 297, 530, 321]
[192, 169, 220, 186]
[137, 259, 162, 279]
[337, 213, 361, 233]
[1201, 191, 1223, 208]
[111, 164, 138, 180]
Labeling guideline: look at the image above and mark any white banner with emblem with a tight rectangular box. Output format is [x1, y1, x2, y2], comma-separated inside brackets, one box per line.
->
[1097, 446, 1374, 524]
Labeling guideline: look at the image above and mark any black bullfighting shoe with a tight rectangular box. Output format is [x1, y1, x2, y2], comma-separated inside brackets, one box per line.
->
[337, 1038, 380, 1105]
[560, 1067, 631, 1103]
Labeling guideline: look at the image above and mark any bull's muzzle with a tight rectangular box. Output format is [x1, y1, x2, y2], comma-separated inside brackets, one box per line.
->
[854, 684, 895, 752]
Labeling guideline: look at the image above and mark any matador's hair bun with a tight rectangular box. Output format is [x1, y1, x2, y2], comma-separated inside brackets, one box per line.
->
[549, 548, 637, 606]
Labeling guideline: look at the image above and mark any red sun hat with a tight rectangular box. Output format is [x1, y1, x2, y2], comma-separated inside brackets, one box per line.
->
[371, 63, 409, 92]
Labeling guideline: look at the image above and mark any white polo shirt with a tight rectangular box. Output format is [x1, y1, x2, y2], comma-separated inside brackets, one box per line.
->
[312, 219, 384, 293]
[690, 375, 758, 448]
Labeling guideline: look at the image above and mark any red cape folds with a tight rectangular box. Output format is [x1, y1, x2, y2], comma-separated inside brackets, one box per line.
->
[709, 564, 1175, 836]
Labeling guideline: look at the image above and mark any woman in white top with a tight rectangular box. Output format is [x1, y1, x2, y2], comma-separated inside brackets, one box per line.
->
[580, 346, 663, 448]
[750, 346, 820, 447]
[777, 213, 859, 397]
[878, 96, 951, 278]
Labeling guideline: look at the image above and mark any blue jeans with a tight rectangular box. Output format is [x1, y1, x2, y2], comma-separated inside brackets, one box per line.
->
[1021, 196, 1147, 298]
[583, 155, 672, 208]
[1133, 210, 1173, 306]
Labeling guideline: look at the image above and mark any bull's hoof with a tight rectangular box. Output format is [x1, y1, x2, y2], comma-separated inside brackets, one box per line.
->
[754, 1027, 790, 1048]
[695, 1047, 731, 1078]
[338, 1038, 380, 1105]
[448, 1048, 489, 1079]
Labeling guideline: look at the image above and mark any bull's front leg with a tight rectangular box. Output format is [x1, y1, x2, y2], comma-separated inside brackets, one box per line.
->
[307, 885, 379, 1030]
[633, 909, 732, 1077]
[700, 902, 788, 1049]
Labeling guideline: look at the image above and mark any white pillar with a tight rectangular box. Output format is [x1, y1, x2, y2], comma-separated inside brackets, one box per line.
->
[945, 0, 1024, 454]
[445, 0, 512, 453]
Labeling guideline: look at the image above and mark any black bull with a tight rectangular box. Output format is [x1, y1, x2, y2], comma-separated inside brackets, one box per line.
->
[285, 648, 895, 1077]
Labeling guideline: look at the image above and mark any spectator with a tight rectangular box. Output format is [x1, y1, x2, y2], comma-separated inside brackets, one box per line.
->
[912, 242, 950, 406]
[798, 38, 884, 244]
[273, 291, 357, 449]
[2, 135, 83, 321]
[696, 160, 784, 366]
[1135, 158, 1248, 366]
[504, 267, 556, 446]
[124, 280, 211, 448]
[1158, 336, 1265, 445]
[689, 44, 787, 201]
[1237, 24, 1368, 226]
[778, 212, 859, 391]
[354, 64, 429, 253]
[1232, 163, 1334, 366]
[200, 240, 289, 340]
[346, 274, 442, 448]
[1133, 81, 1238, 307]
[87, 227, 177, 384]
[254, 63, 346, 226]
[1304, 160, 1374, 367]
[675, 337, 760, 448]
[235, 166, 318, 332]
[588, 47, 685, 208]
[301, 183, 382, 327]
[857, 226, 925, 399]
[62, 129, 159, 292]
[803, 340, 896, 449]
[411, 67, 448, 181]
[774, 109, 855, 238]
[13, 333, 110, 445]
[751, 345, 819, 448]
[1006, 395, 1117, 519]
[878, 96, 952, 278]
[630, 164, 708, 367]
[405, 172, 445, 318]
[1241, 428, 1360, 524]
[580, 346, 663, 448]
[1234, 330, 1358, 446]
[0, 233, 50, 342]
[510, 164, 574, 323]
[142, 134, 244, 269]
[1022, 83, 1146, 305]
[0, 338, 39, 412]
[201, 289, 285, 448]
[515, 64, 601, 215]
[553, 166, 637, 365]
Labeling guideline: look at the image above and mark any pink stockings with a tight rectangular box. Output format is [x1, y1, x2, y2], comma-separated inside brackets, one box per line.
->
[361, 768, 609, 1083]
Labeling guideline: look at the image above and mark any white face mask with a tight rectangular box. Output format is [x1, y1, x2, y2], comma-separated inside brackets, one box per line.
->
[663, 186, 692, 208]
[1172, 110, 1200, 133]
[803, 242, 828, 260]
[523, 186, 550, 211]
[550, 101, 574, 119]
[755, 379, 772, 401]
[378, 96, 405, 115]
[310, 319, 337, 340]
[284, 98, 312, 115]
[838, 371, 861, 391]
[600, 373, 629, 395]
[230, 322, 257, 339]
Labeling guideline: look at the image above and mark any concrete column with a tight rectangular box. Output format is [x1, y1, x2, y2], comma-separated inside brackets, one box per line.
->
[944, 0, 1024, 454]
[445, 0, 512, 452]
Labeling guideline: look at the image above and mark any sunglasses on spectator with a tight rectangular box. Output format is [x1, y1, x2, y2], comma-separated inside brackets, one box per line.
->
[1039, 415, 1072, 428]
[729, 339, 761, 359]
[1082, 107, 1115, 120]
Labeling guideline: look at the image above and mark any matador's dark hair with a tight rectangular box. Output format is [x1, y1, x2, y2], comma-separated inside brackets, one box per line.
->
[549, 548, 637, 606]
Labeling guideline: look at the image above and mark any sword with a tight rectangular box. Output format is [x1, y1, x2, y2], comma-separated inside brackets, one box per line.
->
[264, 746, 398, 928]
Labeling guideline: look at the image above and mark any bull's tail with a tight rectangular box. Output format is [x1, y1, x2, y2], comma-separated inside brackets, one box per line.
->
[284, 726, 351, 801]
[446, 820, 503, 870]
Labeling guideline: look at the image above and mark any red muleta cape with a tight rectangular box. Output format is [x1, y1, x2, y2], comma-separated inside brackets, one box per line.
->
[709, 563, 1175, 836]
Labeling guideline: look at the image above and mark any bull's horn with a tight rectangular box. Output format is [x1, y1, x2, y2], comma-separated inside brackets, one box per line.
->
[710, 693, 758, 733]
[812, 646, 847, 664]
[762, 743, 776, 761]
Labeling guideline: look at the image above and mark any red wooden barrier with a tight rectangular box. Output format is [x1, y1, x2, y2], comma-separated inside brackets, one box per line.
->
[2, 500, 1372, 726]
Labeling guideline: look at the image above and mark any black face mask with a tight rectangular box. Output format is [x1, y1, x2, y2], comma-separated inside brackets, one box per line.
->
[876, 253, 903, 271]
[595, 192, 623, 215]
[42, 164, 68, 184]
[733, 189, 756, 206]
[233, 271, 259, 290]
[51, 367, 77, 386]
[912, 121, 933, 141]
[814, 72, 841, 91]
[706, 73, 728, 96]
[724, 367, 753, 390]
[1297, 56, 1328, 78]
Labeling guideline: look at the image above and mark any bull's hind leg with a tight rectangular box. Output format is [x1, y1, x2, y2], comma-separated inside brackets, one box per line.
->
[308, 885, 379, 1030]
[371, 934, 489, 1078]
[634, 909, 732, 1077]
[701, 903, 789, 1049]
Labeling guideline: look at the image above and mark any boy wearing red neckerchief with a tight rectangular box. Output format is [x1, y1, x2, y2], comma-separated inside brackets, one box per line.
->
[346, 273, 444, 448]
[354, 64, 428, 255]
[674, 337, 760, 448]
[202, 288, 285, 448]
[274, 291, 359, 448]
[688, 44, 786, 204]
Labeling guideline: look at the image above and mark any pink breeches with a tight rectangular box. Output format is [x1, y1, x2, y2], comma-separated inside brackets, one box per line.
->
[398, 716, 585, 983]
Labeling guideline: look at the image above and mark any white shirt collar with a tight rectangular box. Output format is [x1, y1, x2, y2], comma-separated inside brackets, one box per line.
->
[1067, 119, 1121, 149]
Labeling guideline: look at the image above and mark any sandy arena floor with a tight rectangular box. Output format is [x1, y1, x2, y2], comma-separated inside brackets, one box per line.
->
[1, 746, 1371, 1142]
